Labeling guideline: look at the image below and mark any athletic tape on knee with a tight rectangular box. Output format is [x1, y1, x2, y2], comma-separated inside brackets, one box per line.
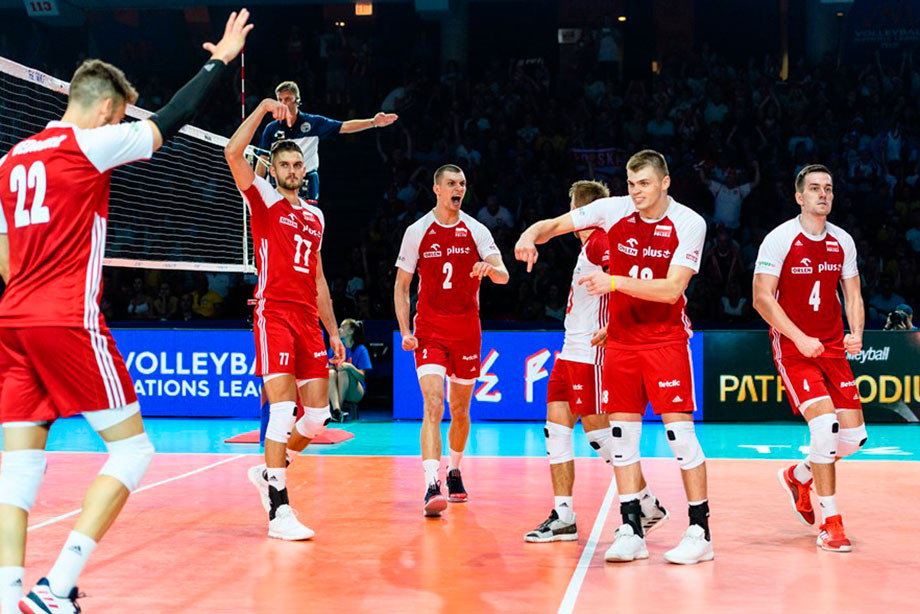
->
[664, 421, 705, 470]
[99, 433, 155, 493]
[585, 428, 615, 464]
[544, 422, 574, 464]
[265, 401, 298, 444]
[295, 405, 331, 439]
[0, 449, 46, 512]
[807, 413, 839, 465]
[609, 421, 642, 467]
[836, 424, 868, 459]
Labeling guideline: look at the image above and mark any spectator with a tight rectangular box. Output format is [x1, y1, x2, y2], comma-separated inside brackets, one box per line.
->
[126, 277, 153, 319]
[151, 282, 178, 320]
[895, 303, 917, 330]
[907, 211, 920, 252]
[477, 195, 514, 231]
[544, 283, 566, 322]
[869, 276, 906, 320]
[191, 274, 223, 319]
[698, 161, 760, 230]
[328, 319, 372, 421]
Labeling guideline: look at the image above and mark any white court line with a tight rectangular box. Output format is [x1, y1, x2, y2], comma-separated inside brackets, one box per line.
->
[27, 454, 247, 532]
[557, 476, 618, 614]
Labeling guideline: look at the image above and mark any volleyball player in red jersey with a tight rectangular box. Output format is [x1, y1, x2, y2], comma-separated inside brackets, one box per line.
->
[394, 164, 509, 516]
[0, 11, 252, 613]
[517, 150, 713, 565]
[753, 164, 866, 552]
[225, 99, 345, 541]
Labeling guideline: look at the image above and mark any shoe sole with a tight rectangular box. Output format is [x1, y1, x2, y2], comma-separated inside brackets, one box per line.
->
[776, 468, 814, 527]
[524, 533, 579, 543]
[643, 508, 670, 535]
[424, 496, 448, 517]
[268, 530, 314, 541]
[605, 549, 649, 562]
[248, 465, 270, 513]
[817, 538, 853, 553]
[447, 494, 468, 503]
[664, 551, 715, 565]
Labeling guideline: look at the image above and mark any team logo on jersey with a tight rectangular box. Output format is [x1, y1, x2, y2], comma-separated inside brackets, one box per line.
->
[791, 258, 813, 274]
[654, 224, 672, 238]
[455, 227, 469, 237]
[447, 246, 471, 256]
[827, 241, 840, 252]
[422, 243, 442, 258]
[280, 214, 299, 229]
[301, 122, 311, 133]
[818, 262, 842, 273]
[618, 238, 639, 256]
[643, 246, 672, 259]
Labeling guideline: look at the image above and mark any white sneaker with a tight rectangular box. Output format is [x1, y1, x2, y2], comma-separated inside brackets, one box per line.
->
[640, 497, 670, 535]
[19, 578, 81, 614]
[664, 525, 714, 564]
[268, 505, 314, 541]
[604, 524, 648, 562]
[248, 464, 270, 513]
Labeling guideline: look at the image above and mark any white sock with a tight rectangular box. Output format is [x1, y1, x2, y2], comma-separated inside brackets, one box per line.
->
[286, 448, 299, 466]
[265, 468, 286, 492]
[47, 531, 97, 596]
[448, 449, 464, 471]
[619, 491, 640, 503]
[423, 459, 440, 487]
[637, 486, 657, 515]
[817, 495, 838, 522]
[0, 566, 24, 614]
[793, 461, 812, 484]
[554, 496, 575, 522]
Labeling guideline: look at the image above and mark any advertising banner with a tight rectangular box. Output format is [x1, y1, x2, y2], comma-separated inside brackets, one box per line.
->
[704, 331, 920, 422]
[393, 331, 704, 421]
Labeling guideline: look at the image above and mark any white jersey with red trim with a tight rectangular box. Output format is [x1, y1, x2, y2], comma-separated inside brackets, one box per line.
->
[560, 228, 610, 365]
[395, 210, 500, 342]
[571, 195, 706, 349]
[241, 175, 325, 317]
[754, 217, 858, 359]
[0, 120, 154, 327]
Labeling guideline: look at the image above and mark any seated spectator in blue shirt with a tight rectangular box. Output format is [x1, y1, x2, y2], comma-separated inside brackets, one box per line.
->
[328, 319, 373, 420]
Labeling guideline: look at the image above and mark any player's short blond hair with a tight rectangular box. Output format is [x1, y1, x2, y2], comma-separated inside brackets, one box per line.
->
[569, 180, 610, 208]
[434, 164, 464, 185]
[275, 81, 300, 104]
[626, 149, 669, 179]
[69, 59, 138, 108]
[795, 164, 832, 193]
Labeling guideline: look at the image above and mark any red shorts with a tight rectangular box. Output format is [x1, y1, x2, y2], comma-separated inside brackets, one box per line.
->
[414, 336, 481, 382]
[253, 304, 327, 381]
[547, 358, 604, 416]
[0, 326, 138, 422]
[774, 355, 862, 414]
[602, 343, 696, 415]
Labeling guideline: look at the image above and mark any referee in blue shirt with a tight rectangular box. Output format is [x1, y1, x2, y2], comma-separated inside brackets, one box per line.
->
[256, 80, 398, 199]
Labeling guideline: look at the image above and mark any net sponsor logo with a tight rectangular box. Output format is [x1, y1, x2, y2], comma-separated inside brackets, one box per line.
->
[11, 134, 67, 156]
[847, 346, 890, 363]
[654, 224, 672, 238]
[422, 243, 442, 258]
[818, 262, 842, 273]
[447, 246, 471, 256]
[643, 246, 672, 259]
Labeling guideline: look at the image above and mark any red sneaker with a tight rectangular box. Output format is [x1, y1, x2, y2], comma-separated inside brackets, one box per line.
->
[777, 465, 815, 526]
[817, 515, 853, 552]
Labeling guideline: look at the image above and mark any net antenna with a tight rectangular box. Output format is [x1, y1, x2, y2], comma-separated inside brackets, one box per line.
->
[0, 55, 256, 273]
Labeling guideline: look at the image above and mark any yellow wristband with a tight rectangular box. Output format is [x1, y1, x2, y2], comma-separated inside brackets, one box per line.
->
[610, 276, 616, 293]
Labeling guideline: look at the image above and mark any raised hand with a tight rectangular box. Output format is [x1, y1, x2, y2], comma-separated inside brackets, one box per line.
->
[373, 112, 399, 128]
[202, 9, 254, 65]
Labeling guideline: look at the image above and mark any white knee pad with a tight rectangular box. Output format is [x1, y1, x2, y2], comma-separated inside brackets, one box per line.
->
[99, 432, 155, 493]
[585, 428, 615, 464]
[295, 406, 332, 439]
[609, 421, 642, 467]
[0, 449, 46, 512]
[265, 401, 298, 444]
[544, 422, 574, 464]
[665, 421, 705, 470]
[807, 413, 839, 465]
[836, 424, 868, 459]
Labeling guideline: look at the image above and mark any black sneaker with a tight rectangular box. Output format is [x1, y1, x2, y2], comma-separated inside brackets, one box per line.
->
[524, 509, 578, 543]
[446, 468, 468, 502]
[424, 480, 447, 517]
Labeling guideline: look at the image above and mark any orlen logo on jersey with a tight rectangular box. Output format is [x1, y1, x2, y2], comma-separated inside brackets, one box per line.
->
[422, 243, 442, 258]
[818, 262, 842, 273]
[279, 214, 299, 230]
[643, 247, 672, 259]
[791, 258, 813, 274]
[658, 379, 681, 388]
[447, 246, 471, 256]
[618, 238, 639, 256]
[653, 225, 672, 238]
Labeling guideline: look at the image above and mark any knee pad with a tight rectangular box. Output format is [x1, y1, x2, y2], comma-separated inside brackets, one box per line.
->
[836, 424, 868, 459]
[544, 422, 574, 464]
[609, 421, 642, 467]
[0, 449, 46, 512]
[665, 421, 705, 470]
[99, 432, 155, 493]
[807, 413, 839, 465]
[265, 401, 298, 444]
[295, 406, 331, 439]
[585, 428, 614, 464]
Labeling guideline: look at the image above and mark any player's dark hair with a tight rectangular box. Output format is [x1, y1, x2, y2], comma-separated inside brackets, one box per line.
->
[795, 164, 833, 193]
[341, 318, 366, 346]
[569, 180, 610, 208]
[434, 164, 464, 185]
[270, 139, 303, 163]
[626, 150, 669, 179]
[70, 59, 139, 107]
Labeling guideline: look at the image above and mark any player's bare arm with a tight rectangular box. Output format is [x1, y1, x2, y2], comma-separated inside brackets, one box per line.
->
[753, 273, 824, 358]
[515, 212, 577, 272]
[394, 268, 417, 350]
[0, 233, 8, 283]
[315, 252, 345, 365]
[840, 275, 865, 356]
[470, 253, 510, 284]
[340, 112, 399, 134]
[578, 264, 694, 305]
[225, 99, 295, 190]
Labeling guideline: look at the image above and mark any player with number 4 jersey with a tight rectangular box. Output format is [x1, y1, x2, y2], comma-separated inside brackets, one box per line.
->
[753, 164, 867, 553]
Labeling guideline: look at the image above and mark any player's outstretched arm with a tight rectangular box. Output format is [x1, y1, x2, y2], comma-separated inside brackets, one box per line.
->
[752, 273, 824, 358]
[470, 253, 509, 285]
[315, 253, 345, 365]
[841, 275, 865, 355]
[147, 9, 254, 150]
[225, 99, 294, 191]
[515, 212, 577, 272]
[340, 113, 399, 134]
[394, 269, 417, 351]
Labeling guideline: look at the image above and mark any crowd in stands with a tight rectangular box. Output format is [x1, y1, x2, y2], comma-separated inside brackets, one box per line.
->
[2, 13, 919, 330]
